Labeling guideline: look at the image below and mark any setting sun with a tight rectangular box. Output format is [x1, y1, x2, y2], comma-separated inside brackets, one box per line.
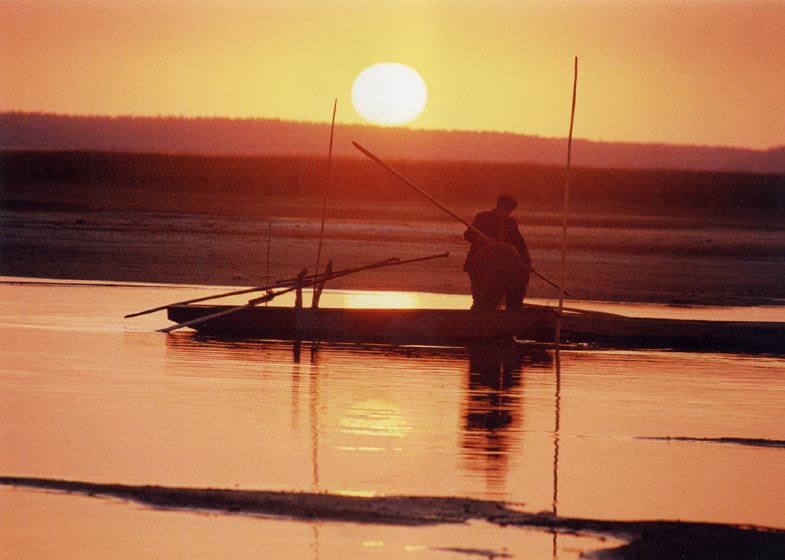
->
[351, 62, 428, 126]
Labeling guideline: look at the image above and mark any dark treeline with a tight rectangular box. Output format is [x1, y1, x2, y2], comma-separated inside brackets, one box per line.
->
[4, 112, 785, 174]
[2, 150, 784, 219]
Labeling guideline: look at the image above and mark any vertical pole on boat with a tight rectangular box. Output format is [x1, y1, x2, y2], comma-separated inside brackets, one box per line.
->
[265, 221, 272, 305]
[311, 261, 332, 309]
[553, 55, 576, 538]
[552, 61, 575, 542]
[295, 269, 307, 311]
[555, 57, 578, 347]
[313, 99, 338, 304]
[293, 268, 307, 362]
[265, 222, 272, 281]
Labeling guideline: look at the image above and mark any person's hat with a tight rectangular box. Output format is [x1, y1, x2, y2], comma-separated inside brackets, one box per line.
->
[496, 194, 518, 209]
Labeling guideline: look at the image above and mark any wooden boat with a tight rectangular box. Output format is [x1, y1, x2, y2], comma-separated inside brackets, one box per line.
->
[165, 304, 785, 353]
[166, 304, 559, 346]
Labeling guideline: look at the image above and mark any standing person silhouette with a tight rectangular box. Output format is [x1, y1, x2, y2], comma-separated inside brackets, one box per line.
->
[463, 194, 534, 310]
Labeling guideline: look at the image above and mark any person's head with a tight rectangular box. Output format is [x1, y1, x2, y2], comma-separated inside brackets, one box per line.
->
[495, 194, 518, 216]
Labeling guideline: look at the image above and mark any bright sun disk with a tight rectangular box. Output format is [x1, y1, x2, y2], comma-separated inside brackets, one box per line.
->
[351, 62, 427, 126]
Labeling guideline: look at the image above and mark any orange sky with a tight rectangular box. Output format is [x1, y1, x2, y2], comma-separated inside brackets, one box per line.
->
[1, 0, 783, 149]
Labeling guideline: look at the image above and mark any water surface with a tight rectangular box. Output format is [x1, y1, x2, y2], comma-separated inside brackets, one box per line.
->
[2, 279, 784, 558]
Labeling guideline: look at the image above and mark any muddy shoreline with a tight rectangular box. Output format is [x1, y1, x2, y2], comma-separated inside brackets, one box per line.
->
[2, 206, 784, 307]
[2, 477, 784, 560]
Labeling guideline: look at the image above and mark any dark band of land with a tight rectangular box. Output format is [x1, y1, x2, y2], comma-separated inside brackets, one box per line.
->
[2, 476, 783, 560]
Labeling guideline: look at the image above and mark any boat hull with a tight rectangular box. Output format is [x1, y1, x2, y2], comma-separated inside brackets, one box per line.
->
[166, 305, 559, 345]
[166, 304, 785, 352]
[560, 312, 785, 353]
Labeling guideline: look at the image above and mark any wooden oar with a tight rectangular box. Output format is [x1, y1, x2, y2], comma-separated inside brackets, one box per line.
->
[352, 141, 571, 297]
[159, 252, 449, 333]
[124, 272, 326, 319]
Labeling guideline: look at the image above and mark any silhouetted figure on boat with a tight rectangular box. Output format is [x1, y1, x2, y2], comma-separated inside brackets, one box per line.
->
[463, 194, 533, 310]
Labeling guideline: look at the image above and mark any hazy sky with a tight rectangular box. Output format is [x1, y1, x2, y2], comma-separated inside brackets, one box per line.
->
[1, 0, 783, 149]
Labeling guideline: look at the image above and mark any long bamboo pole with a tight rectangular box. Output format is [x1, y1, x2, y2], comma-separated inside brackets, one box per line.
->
[555, 57, 579, 346]
[352, 141, 478, 235]
[313, 99, 338, 294]
[352, 141, 570, 297]
[158, 252, 449, 333]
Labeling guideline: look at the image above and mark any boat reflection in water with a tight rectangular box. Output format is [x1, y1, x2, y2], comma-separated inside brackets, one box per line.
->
[462, 345, 553, 497]
[165, 333, 559, 503]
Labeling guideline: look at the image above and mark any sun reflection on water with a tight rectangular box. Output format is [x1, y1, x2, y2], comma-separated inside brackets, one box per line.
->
[339, 400, 413, 438]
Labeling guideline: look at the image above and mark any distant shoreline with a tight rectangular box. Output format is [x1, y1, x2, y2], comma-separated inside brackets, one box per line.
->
[2, 205, 783, 307]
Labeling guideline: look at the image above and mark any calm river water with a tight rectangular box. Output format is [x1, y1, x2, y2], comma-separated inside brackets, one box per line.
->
[2, 279, 784, 559]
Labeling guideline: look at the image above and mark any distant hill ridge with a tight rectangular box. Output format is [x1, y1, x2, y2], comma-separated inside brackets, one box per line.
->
[2, 112, 783, 174]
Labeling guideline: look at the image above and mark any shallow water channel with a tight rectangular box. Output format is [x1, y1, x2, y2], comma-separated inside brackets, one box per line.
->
[1, 279, 784, 559]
